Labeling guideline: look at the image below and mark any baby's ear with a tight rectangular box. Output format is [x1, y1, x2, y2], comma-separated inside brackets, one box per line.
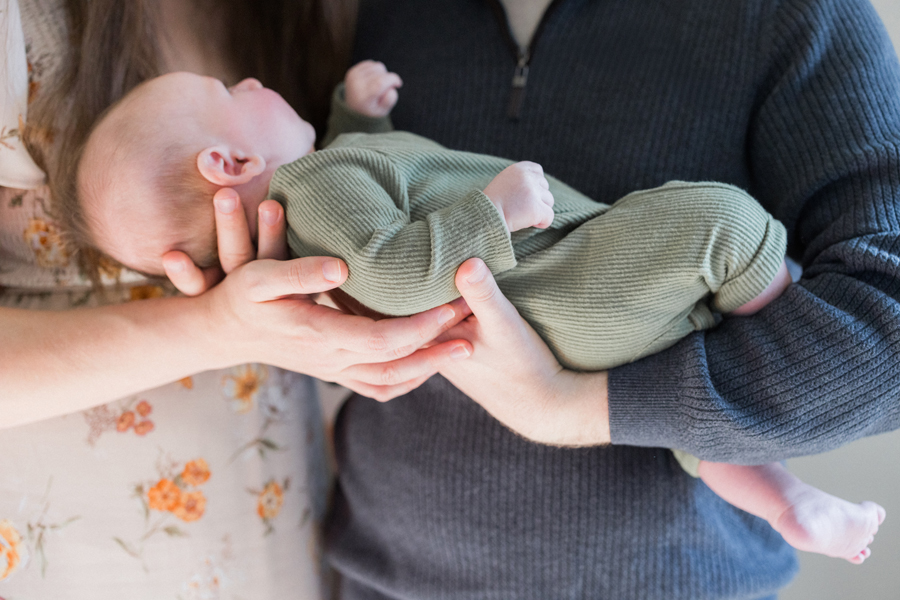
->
[197, 145, 266, 186]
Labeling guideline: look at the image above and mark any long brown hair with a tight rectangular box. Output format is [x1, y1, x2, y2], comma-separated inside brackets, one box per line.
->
[23, 0, 357, 283]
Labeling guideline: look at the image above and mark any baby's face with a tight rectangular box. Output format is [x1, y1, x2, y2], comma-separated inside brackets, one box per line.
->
[81, 72, 315, 275]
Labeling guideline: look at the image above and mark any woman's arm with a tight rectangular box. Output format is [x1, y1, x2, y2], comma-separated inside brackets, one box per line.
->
[1, 193, 473, 427]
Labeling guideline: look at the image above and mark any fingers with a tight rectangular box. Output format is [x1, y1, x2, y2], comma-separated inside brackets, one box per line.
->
[257, 199, 289, 260]
[454, 258, 519, 333]
[326, 296, 472, 359]
[340, 373, 433, 403]
[340, 339, 472, 401]
[162, 250, 224, 296]
[213, 188, 256, 274]
[346, 60, 402, 117]
[537, 189, 556, 228]
[241, 256, 347, 302]
[377, 87, 400, 112]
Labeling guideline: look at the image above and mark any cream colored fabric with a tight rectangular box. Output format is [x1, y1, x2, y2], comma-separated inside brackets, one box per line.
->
[0, 0, 46, 188]
[0, 2, 330, 597]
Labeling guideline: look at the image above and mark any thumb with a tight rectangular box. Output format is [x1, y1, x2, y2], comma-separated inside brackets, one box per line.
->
[163, 250, 224, 296]
[454, 258, 517, 331]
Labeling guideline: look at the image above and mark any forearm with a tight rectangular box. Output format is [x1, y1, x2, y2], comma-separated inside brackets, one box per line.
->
[0, 296, 226, 427]
[608, 0, 900, 463]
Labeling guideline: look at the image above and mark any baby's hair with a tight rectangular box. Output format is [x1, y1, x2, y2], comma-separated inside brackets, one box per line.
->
[66, 92, 222, 277]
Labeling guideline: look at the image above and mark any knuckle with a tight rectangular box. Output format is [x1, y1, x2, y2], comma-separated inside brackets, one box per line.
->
[286, 261, 309, 293]
[471, 282, 498, 303]
[367, 332, 388, 352]
[379, 365, 402, 386]
[392, 343, 416, 359]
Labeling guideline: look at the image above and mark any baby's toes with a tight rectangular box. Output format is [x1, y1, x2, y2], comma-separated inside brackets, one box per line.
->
[847, 548, 870, 565]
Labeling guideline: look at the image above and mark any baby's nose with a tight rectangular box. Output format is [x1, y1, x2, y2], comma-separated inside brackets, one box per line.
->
[229, 78, 263, 93]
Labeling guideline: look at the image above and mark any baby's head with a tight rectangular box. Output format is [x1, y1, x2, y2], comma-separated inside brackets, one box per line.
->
[76, 72, 315, 275]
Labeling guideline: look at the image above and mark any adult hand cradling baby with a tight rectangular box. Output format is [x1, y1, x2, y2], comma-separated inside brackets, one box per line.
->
[166, 188, 475, 401]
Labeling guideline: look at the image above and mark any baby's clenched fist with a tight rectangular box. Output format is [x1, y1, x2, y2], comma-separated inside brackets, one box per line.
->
[344, 60, 403, 118]
[483, 161, 555, 233]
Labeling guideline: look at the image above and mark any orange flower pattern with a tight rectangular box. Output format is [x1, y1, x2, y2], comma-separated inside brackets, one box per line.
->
[2, 16, 327, 595]
[257, 481, 285, 520]
[252, 478, 290, 535]
[145, 459, 211, 523]
[222, 365, 267, 414]
[147, 479, 182, 512]
[22, 218, 68, 268]
[172, 491, 207, 523]
[84, 398, 155, 445]
[0, 520, 24, 581]
[181, 459, 211, 487]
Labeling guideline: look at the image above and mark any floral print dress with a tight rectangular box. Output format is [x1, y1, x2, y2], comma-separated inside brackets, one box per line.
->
[0, 1, 330, 597]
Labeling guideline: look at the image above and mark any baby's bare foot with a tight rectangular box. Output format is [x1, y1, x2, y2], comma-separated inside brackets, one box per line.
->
[773, 489, 886, 564]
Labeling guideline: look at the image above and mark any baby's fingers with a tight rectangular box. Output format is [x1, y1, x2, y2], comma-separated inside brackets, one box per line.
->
[369, 72, 403, 100]
[535, 204, 555, 228]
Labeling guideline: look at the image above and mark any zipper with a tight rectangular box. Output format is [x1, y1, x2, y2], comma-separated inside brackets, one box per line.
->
[486, 0, 566, 120]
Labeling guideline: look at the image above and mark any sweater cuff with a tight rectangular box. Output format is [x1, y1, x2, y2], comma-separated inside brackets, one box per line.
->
[322, 83, 394, 148]
[607, 336, 696, 449]
[712, 216, 788, 313]
[436, 189, 518, 277]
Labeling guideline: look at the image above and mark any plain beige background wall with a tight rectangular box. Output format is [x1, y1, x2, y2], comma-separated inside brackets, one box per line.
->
[782, 3, 900, 598]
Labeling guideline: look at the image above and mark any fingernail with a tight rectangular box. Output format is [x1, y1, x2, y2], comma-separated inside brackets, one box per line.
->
[166, 259, 184, 273]
[260, 207, 280, 226]
[450, 345, 470, 360]
[437, 307, 455, 325]
[214, 195, 237, 214]
[323, 259, 342, 282]
[466, 261, 486, 284]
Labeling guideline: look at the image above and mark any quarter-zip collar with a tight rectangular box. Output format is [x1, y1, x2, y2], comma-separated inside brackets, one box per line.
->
[486, 0, 567, 119]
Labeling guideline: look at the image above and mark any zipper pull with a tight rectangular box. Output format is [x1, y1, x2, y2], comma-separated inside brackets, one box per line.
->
[507, 52, 530, 120]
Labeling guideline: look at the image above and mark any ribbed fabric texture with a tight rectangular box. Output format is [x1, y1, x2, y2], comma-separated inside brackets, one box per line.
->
[325, 0, 900, 598]
[273, 133, 787, 371]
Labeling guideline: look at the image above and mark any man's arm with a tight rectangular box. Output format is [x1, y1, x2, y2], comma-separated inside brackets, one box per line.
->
[609, 0, 900, 463]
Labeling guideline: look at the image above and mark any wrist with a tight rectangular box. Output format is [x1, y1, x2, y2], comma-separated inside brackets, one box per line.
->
[180, 290, 245, 370]
[556, 370, 611, 446]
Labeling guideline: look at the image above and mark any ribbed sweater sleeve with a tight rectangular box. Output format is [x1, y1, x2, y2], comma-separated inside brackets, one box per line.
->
[610, 0, 900, 464]
[269, 141, 517, 316]
[321, 83, 394, 148]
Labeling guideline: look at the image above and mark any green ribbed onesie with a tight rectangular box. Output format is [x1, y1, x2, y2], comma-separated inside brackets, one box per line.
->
[269, 124, 786, 475]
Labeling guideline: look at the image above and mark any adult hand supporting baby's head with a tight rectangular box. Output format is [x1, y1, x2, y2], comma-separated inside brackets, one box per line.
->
[164, 188, 290, 295]
[162, 187, 473, 400]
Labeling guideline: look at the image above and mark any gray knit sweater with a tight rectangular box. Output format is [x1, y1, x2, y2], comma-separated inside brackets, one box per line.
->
[325, 0, 900, 598]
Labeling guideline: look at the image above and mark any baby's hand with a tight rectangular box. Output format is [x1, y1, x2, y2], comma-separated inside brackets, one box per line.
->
[483, 161, 555, 233]
[345, 60, 403, 118]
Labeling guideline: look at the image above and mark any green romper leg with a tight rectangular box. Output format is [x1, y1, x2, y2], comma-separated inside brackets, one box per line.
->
[499, 181, 788, 374]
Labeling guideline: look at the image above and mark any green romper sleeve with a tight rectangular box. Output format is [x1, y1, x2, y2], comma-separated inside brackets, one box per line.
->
[321, 83, 395, 148]
[269, 146, 518, 316]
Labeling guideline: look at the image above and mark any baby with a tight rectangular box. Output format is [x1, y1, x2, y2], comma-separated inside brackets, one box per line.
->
[74, 61, 884, 563]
